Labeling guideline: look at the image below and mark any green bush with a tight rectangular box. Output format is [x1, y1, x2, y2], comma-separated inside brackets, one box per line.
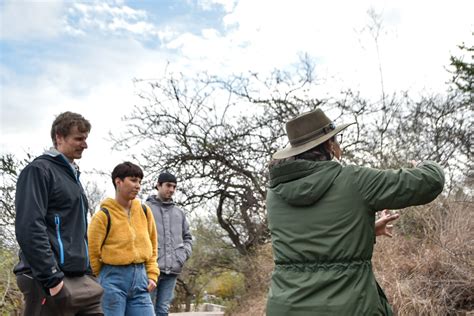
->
[0, 248, 22, 315]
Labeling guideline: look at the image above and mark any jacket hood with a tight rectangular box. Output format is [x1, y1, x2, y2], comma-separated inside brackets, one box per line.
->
[37, 151, 67, 165]
[100, 197, 125, 213]
[268, 160, 342, 206]
[35, 152, 79, 179]
[100, 197, 142, 218]
[146, 195, 175, 206]
[43, 148, 76, 169]
[100, 197, 143, 213]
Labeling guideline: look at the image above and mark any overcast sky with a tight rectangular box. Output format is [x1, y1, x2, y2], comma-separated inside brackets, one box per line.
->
[1, 0, 472, 195]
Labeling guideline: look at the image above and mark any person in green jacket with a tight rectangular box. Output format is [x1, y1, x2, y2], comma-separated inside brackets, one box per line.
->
[266, 109, 445, 316]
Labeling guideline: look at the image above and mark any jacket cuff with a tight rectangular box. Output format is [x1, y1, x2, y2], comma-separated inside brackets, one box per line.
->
[147, 270, 160, 283]
[42, 271, 65, 294]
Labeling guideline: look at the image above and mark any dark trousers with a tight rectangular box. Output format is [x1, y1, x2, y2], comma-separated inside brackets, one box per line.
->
[16, 274, 104, 316]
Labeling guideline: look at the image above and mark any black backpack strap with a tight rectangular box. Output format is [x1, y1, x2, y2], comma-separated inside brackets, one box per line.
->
[142, 204, 150, 234]
[100, 207, 111, 249]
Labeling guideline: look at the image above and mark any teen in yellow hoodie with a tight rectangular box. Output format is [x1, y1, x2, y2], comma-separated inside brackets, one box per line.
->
[88, 161, 159, 315]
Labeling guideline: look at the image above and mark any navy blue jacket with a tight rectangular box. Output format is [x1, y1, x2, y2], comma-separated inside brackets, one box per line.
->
[14, 153, 90, 289]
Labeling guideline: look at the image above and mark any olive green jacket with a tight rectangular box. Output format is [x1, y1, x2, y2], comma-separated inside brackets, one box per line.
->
[266, 160, 444, 316]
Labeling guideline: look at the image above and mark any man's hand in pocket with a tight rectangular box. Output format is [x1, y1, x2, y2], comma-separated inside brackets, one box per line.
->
[50, 280, 64, 296]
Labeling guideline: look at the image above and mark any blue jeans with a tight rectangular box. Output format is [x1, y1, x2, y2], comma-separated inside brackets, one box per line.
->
[99, 264, 155, 316]
[151, 273, 178, 316]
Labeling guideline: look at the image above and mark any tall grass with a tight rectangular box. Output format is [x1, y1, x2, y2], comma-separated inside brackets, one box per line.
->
[228, 244, 274, 316]
[373, 197, 473, 315]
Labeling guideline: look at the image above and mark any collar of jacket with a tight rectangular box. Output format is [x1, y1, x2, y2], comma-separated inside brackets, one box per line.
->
[38, 148, 80, 180]
[147, 194, 175, 206]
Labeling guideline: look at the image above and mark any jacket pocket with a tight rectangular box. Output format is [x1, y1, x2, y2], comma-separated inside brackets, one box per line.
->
[51, 278, 72, 311]
[54, 214, 65, 265]
[174, 244, 186, 266]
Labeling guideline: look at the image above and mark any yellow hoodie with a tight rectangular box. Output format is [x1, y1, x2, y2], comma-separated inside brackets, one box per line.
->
[88, 197, 159, 282]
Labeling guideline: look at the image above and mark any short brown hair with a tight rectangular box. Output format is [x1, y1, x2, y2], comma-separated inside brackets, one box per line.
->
[50, 112, 91, 147]
[111, 162, 144, 189]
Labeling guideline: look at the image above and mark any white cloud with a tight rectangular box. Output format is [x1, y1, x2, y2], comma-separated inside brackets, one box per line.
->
[68, 2, 159, 37]
[195, 0, 237, 12]
[1, 33, 177, 153]
[0, 0, 163, 40]
[0, 0, 65, 40]
[164, 0, 473, 96]
[2, 0, 473, 183]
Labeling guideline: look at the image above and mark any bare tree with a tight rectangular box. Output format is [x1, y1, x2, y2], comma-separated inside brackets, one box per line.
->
[448, 42, 473, 101]
[172, 216, 240, 312]
[112, 58, 327, 255]
[0, 154, 32, 249]
[365, 8, 387, 108]
[83, 180, 106, 217]
[0, 154, 29, 313]
[114, 55, 471, 255]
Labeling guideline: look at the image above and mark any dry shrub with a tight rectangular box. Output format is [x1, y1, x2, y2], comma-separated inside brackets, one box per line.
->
[228, 244, 274, 316]
[373, 197, 474, 315]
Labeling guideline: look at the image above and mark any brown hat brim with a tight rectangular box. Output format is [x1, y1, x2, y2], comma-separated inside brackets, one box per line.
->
[272, 122, 355, 160]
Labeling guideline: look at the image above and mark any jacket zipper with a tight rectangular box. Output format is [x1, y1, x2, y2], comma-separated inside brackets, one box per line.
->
[80, 193, 89, 270]
[54, 214, 65, 265]
[55, 154, 89, 271]
[161, 206, 171, 274]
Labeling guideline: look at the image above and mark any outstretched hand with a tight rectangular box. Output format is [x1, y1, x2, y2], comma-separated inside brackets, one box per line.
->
[375, 209, 400, 238]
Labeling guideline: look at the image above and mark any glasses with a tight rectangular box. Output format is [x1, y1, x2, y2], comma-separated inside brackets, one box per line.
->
[336, 133, 343, 144]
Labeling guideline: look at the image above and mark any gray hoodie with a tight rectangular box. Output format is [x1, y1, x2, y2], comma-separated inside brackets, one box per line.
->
[146, 195, 193, 275]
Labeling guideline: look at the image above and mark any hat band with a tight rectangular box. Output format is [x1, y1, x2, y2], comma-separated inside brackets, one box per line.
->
[289, 122, 336, 146]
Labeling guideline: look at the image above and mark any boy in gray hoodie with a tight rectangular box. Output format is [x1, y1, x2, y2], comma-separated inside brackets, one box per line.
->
[146, 171, 193, 316]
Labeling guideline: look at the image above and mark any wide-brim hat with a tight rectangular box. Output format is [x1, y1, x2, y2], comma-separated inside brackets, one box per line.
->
[273, 108, 355, 159]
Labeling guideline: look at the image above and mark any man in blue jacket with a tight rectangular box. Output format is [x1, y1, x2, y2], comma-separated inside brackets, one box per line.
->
[14, 111, 103, 315]
[147, 172, 193, 316]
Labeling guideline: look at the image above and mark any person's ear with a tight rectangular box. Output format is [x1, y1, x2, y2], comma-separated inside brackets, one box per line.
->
[55, 134, 64, 147]
[324, 140, 334, 153]
[114, 178, 121, 190]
